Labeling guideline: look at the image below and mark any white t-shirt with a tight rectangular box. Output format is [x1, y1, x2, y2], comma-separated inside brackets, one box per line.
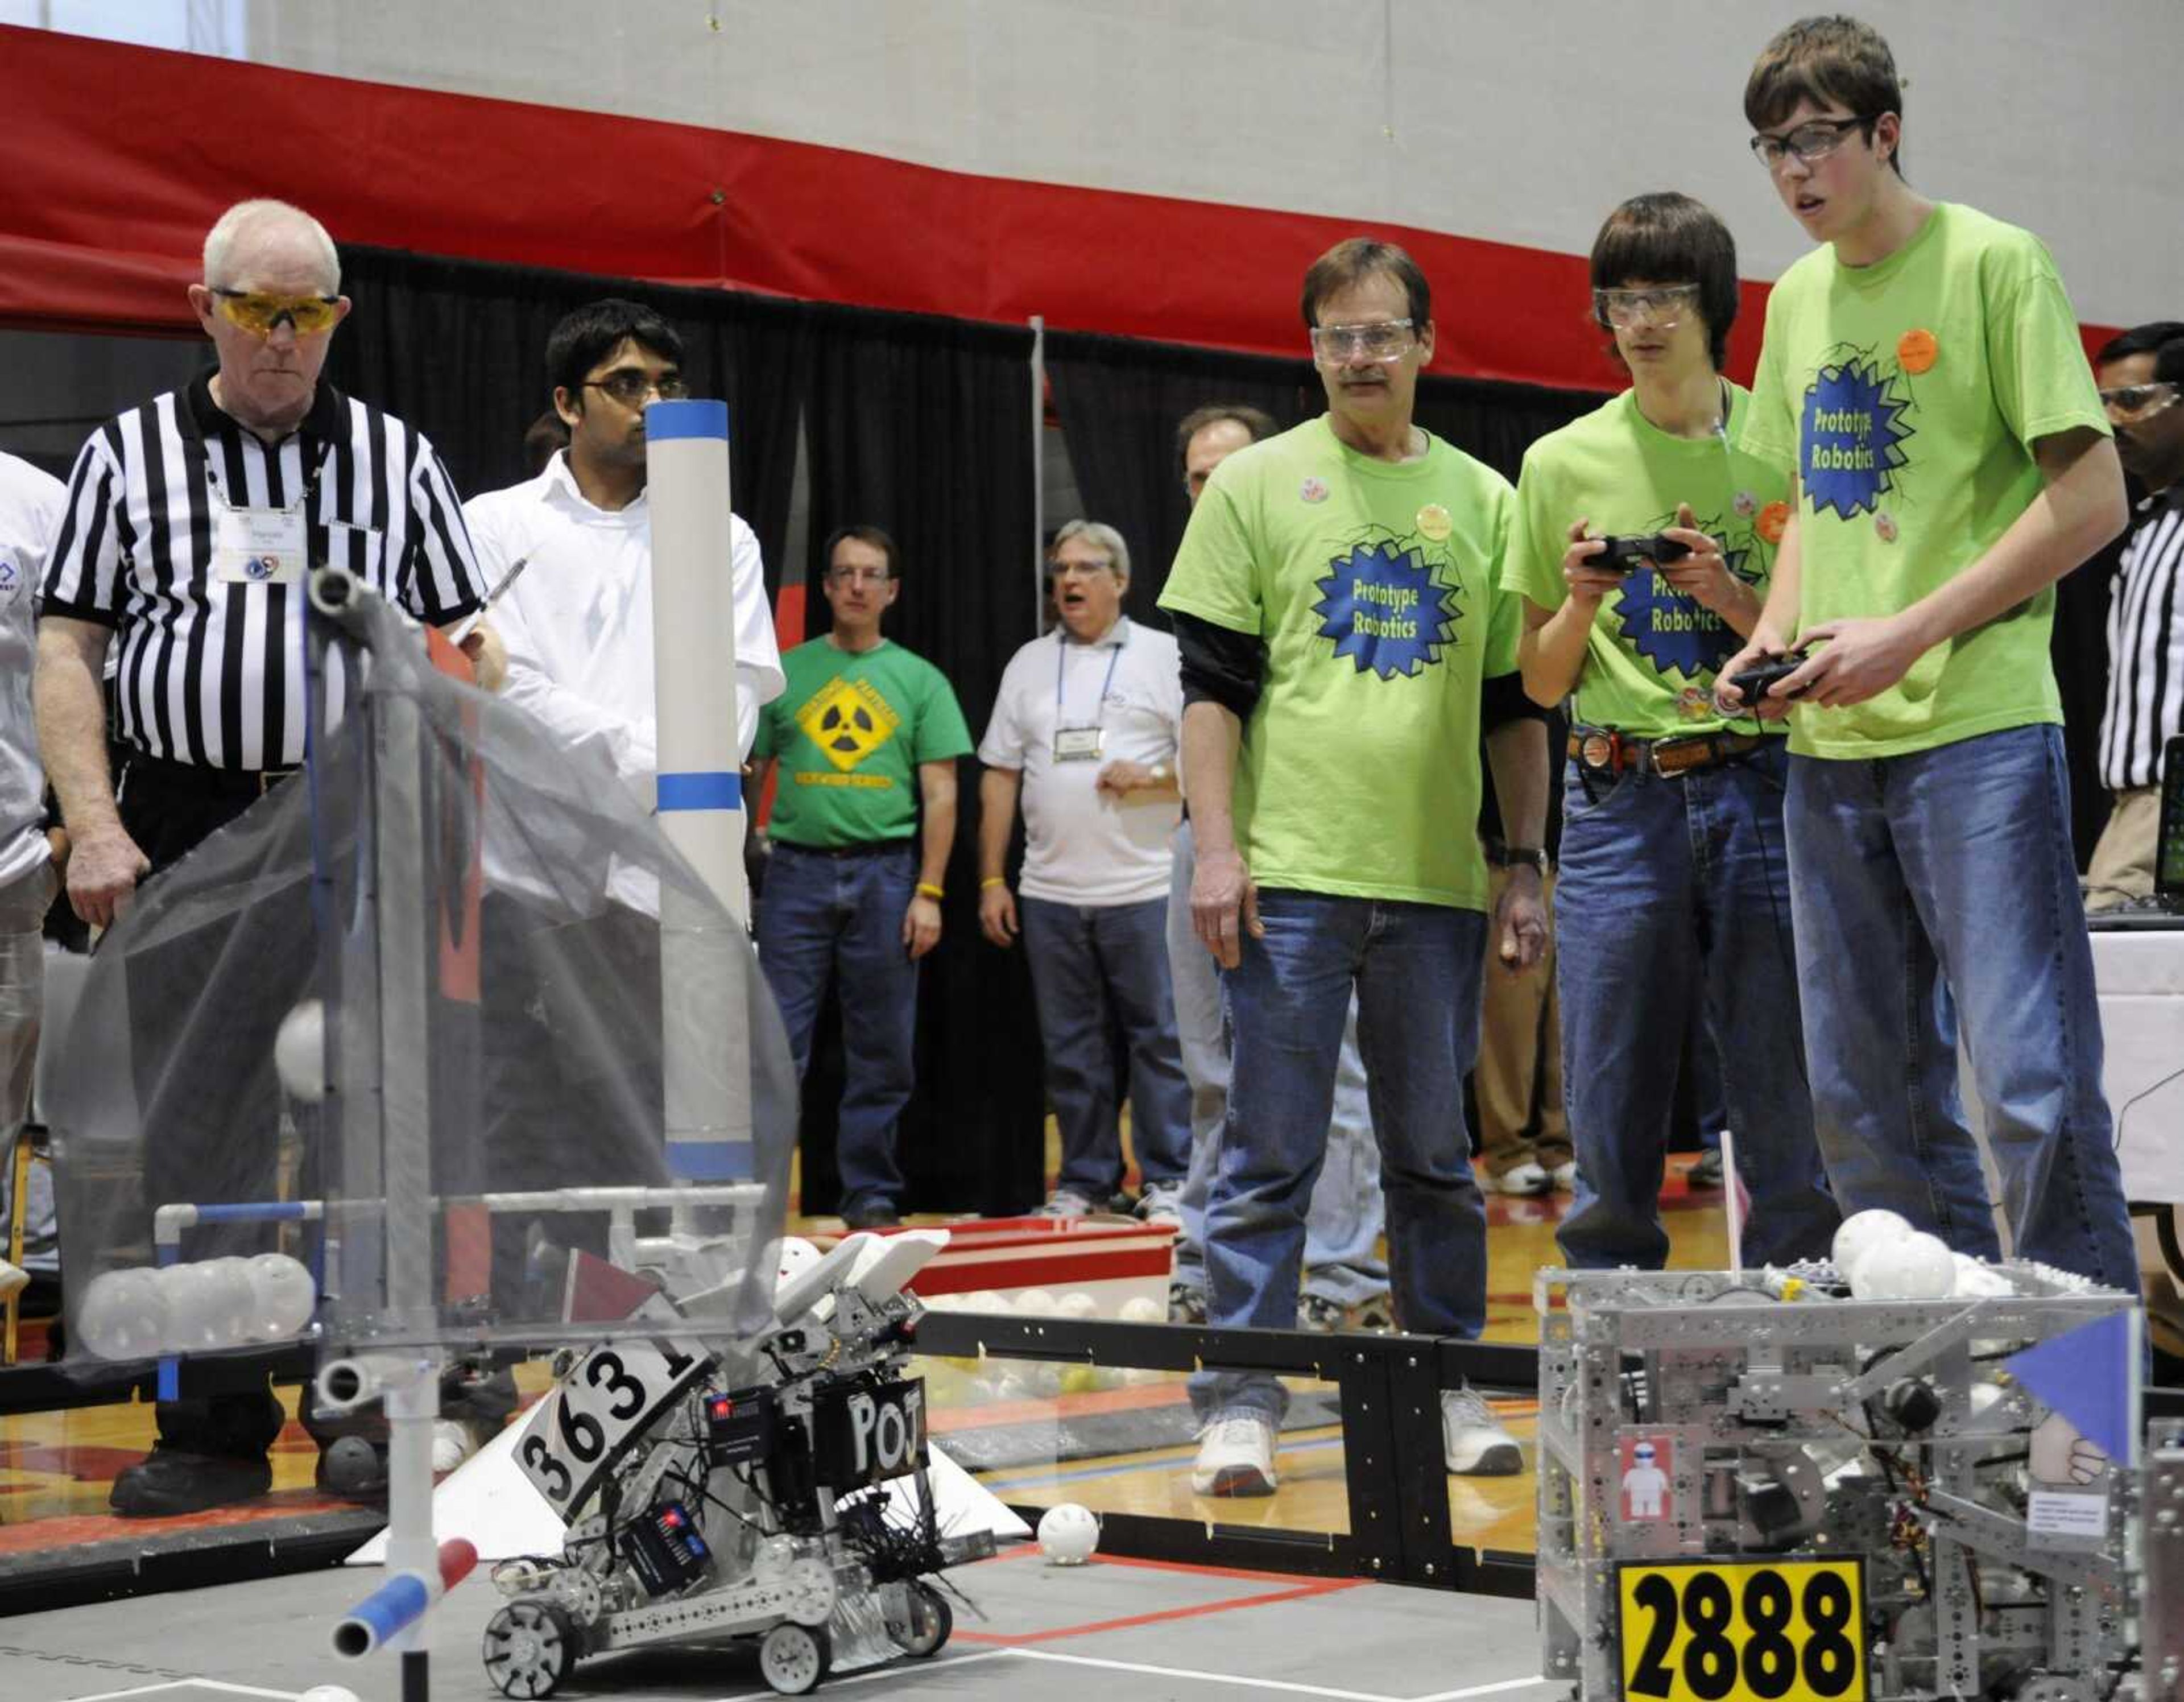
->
[0, 453, 64, 890]
[979, 617, 1182, 906]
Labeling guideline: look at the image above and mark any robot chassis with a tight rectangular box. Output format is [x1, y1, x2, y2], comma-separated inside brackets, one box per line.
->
[482, 1233, 993, 1697]
[1535, 1262, 2158, 1702]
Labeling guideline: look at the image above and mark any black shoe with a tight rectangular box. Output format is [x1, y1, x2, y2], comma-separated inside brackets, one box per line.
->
[842, 1201, 901, 1230]
[110, 1447, 272, 1518]
[1688, 1149, 1725, 1189]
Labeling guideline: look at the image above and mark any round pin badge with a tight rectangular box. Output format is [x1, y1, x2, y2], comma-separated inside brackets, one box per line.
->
[1875, 511, 1898, 543]
[1416, 503, 1452, 542]
[1677, 686, 1714, 723]
[1580, 732, 1615, 769]
[1896, 328, 1938, 374]
[1733, 491, 1758, 519]
[1300, 477, 1329, 504]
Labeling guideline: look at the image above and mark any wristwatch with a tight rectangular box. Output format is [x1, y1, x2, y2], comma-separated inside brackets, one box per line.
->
[1486, 840, 1550, 875]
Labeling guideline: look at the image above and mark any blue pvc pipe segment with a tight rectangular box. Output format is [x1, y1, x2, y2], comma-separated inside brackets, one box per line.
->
[644, 399, 730, 441]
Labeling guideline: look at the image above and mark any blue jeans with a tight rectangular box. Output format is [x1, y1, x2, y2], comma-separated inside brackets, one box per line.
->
[1190, 892, 1487, 1423]
[1165, 823, 1388, 1306]
[1556, 744, 1839, 1270]
[1785, 724, 2136, 1290]
[756, 843, 919, 1214]
[1019, 895, 1191, 1199]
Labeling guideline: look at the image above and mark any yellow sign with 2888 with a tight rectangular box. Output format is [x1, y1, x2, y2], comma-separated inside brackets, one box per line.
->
[1618, 1557, 1866, 1702]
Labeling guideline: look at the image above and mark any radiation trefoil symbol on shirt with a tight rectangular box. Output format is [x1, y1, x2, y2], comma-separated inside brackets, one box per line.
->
[795, 675, 901, 771]
[1311, 536, 1459, 680]
[1800, 352, 1914, 520]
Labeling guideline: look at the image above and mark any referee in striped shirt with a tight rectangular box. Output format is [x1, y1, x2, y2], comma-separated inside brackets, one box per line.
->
[2089, 323, 2184, 908]
[33, 199, 495, 1517]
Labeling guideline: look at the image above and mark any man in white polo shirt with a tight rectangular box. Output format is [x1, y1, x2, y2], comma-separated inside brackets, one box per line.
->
[977, 521, 1191, 1219]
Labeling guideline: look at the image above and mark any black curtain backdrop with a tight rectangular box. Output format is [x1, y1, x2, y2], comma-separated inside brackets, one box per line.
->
[329, 249, 1045, 1215]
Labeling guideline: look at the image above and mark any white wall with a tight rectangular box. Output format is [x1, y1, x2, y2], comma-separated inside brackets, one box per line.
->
[54, 0, 2180, 327]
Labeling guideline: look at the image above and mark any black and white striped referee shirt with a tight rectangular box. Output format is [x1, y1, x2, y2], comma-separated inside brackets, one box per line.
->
[40, 372, 485, 771]
[2098, 484, 2184, 792]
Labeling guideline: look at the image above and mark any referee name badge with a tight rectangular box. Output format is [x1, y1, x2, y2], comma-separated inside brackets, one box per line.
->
[1053, 726, 1105, 762]
[212, 503, 308, 585]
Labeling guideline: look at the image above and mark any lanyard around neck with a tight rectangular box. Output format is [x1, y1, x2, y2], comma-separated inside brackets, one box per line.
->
[1056, 627, 1124, 726]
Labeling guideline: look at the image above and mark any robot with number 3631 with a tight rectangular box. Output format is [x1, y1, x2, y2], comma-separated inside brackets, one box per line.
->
[481, 1228, 992, 1697]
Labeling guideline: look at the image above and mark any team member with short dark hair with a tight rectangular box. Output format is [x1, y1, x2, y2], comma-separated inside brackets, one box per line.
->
[1506, 192, 1837, 1272]
[1719, 16, 2137, 1289]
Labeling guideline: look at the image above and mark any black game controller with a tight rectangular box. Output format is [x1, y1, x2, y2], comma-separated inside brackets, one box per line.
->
[1592, 532, 1695, 573]
[1726, 650, 1810, 708]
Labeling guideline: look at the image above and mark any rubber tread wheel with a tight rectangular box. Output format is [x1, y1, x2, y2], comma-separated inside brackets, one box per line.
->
[482, 1600, 580, 1699]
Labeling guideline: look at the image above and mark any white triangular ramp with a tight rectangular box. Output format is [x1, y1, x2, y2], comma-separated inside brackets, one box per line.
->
[346, 1423, 1027, 1563]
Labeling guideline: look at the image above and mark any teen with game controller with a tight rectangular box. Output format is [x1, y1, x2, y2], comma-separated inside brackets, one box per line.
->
[1715, 16, 2136, 1290]
[1504, 191, 1839, 1273]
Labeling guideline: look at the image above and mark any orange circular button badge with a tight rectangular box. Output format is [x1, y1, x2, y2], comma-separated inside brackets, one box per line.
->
[1756, 501, 1790, 544]
[1897, 328, 1939, 374]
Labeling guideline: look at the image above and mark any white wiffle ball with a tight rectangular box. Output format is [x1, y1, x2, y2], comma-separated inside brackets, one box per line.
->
[75, 1268, 171, 1360]
[1831, 1208, 1911, 1277]
[1849, 1231, 1955, 1301]
[245, 1252, 318, 1341]
[1037, 1502, 1100, 1565]
[274, 998, 327, 1102]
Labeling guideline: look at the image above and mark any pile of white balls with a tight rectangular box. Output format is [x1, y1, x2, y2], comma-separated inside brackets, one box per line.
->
[1830, 1209, 2016, 1302]
[75, 1253, 318, 1361]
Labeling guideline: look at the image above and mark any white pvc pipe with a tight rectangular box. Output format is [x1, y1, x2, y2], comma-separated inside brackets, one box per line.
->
[646, 399, 752, 1183]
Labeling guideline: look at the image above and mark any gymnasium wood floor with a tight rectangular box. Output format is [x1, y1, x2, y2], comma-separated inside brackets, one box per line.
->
[0, 1160, 1728, 1561]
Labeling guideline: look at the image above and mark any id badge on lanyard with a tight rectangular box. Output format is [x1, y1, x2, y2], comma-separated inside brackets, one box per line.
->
[1053, 631, 1122, 763]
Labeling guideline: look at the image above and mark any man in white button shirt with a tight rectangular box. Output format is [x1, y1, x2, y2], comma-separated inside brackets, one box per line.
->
[465, 299, 784, 804]
[462, 299, 784, 1291]
[977, 522, 1191, 1219]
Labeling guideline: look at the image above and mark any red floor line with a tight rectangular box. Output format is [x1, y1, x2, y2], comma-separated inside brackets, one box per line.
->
[951, 1576, 1367, 1646]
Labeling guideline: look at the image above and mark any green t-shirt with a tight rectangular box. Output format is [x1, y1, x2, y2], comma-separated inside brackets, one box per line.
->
[1504, 385, 1790, 740]
[1741, 201, 2112, 759]
[754, 637, 973, 848]
[1159, 415, 1521, 911]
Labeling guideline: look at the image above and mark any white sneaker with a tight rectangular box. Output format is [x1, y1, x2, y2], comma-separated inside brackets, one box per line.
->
[1038, 1188, 1094, 1219]
[1190, 1411, 1279, 1496]
[1442, 1386, 1523, 1476]
[1135, 1182, 1184, 1226]
[1549, 1161, 1577, 1192]
[1487, 1161, 1553, 1196]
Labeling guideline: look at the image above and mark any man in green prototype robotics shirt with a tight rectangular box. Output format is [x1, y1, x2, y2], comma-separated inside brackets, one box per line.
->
[1718, 16, 2136, 1291]
[1160, 237, 1549, 1498]
[753, 524, 973, 1230]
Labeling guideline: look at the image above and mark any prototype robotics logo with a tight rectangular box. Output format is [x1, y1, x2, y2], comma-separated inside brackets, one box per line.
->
[1613, 534, 1752, 680]
[1800, 354, 1913, 520]
[1311, 536, 1459, 680]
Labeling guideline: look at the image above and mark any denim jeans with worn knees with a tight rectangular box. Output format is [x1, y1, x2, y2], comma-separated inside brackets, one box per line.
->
[1555, 744, 1839, 1271]
[1189, 890, 1486, 1423]
[1168, 826, 1388, 1306]
[1784, 725, 2136, 1290]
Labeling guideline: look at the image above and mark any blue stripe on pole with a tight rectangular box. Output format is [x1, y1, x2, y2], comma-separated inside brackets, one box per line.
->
[645, 399, 729, 441]
[195, 1201, 314, 1223]
[342, 1571, 431, 1654]
[668, 1139, 755, 1182]
[657, 770, 743, 811]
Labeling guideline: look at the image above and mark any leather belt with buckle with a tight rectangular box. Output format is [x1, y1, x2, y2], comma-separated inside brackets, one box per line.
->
[1568, 729, 1769, 778]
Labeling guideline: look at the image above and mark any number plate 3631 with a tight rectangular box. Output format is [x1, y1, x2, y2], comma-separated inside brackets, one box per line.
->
[1618, 1558, 1867, 1702]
